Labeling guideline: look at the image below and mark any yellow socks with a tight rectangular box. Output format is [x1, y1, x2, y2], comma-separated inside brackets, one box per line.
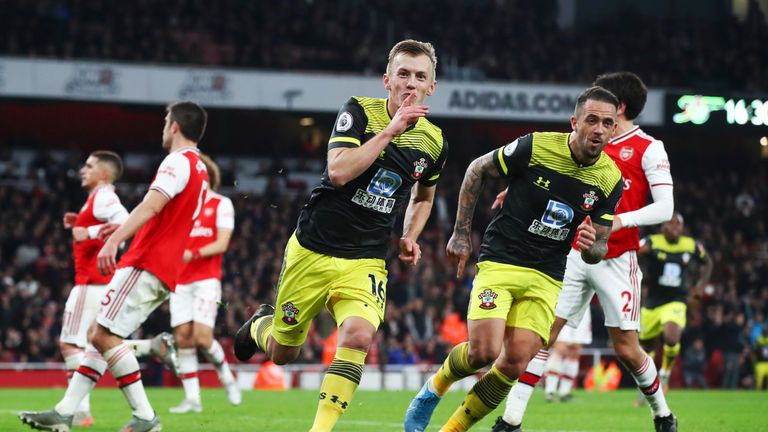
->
[249, 315, 273, 352]
[662, 343, 681, 373]
[441, 365, 517, 432]
[310, 347, 367, 432]
[433, 342, 481, 396]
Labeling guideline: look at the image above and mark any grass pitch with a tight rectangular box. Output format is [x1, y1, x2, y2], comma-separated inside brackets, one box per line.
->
[1, 388, 766, 431]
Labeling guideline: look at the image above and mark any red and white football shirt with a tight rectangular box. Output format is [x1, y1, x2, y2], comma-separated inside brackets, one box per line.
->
[603, 126, 673, 258]
[73, 184, 128, 285]
[118, 147, 209, 291]
[177, 191, 235, 284]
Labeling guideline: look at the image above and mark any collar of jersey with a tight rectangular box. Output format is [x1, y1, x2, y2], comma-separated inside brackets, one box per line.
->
[173, 146, 200, 154]
[566, 132, 601, 168]
[609, 125, 640, 145]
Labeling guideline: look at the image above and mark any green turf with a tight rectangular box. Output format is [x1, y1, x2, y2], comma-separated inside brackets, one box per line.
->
[1, 388, 767, 431]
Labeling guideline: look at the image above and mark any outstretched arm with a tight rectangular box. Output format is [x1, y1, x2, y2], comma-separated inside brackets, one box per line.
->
[447, 151, 500, 277]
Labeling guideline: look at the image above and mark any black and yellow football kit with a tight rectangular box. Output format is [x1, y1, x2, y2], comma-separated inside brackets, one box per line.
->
[469, 132, 622, 343]
[639, 234, 707, 341]
[270, 96, 447, 346]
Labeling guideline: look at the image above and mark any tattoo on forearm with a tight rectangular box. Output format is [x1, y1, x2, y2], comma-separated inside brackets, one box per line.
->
[453, 153, 499, 237]
[582, 227, 610, 264]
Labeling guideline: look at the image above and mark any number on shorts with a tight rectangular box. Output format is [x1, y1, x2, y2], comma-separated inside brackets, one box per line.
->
[621, 290, 632, 313]
[101, 289, 115, 306]
[368, 274, 385, 304]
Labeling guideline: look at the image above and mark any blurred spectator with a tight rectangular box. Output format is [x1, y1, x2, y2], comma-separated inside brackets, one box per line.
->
[684, 338, 708, 389]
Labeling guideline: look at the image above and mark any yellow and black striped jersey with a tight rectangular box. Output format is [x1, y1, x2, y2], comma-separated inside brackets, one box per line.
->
[296, 96, 448, 259]
[479, 132, 623, 281]
[641, 233, 707, 308]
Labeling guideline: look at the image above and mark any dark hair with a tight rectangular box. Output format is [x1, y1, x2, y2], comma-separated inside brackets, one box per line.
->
[199, 153, 221, 191]
[90, 150, 123, 181]
[593, 72, 648, 120]
[574, 86, 620, 116]
[166, 101, 208, 143]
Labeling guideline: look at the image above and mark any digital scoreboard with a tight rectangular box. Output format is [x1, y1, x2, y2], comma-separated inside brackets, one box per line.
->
[671, 94, 768, 126]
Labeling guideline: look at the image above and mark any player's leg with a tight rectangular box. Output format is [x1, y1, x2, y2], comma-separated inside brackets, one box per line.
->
[189, 278, 240, 405]
[636, 306, 662, 406]
[310, 256, 388, 432]
[557, 310, 591, 401]
[59, 284, 107, 427]
[406, 262, 512, 432]
[169, 321, 202, 413]
[454, 269, 559, 432]
[236, 234, 321, 365]
[20, 268, 167, 430]
[557, 343, 582, 401]
[543, 345, 564, 401]
[659, 302, 686, 390]
[594, 251, 676, 430]
[501, 249, 591, 428]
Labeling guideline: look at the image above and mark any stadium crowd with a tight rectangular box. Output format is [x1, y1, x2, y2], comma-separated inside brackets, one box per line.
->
[0, 149, 766, 390]
[1, 0, 766, 91]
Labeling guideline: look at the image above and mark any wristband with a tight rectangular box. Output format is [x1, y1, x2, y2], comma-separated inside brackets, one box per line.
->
[192, 249, 202, 260]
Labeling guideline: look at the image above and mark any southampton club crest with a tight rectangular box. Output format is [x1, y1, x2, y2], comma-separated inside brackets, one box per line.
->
[413, 158, 429, 179]
[478, 289, 498, 310]
[281, 302, 299, 325]
[582, 190, 599, 211]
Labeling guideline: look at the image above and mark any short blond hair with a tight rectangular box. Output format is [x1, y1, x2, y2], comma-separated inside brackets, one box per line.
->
[387, 39, 437, 79]
[199, 153, 221, 191]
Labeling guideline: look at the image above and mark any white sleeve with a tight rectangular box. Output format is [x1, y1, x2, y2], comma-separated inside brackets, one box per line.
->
[149, 153, 191, 200]
[617, 141, 674, 228]
[216, 196, 235, 230]
[641, 140, 673, 187]
[92, 189, 129, 224]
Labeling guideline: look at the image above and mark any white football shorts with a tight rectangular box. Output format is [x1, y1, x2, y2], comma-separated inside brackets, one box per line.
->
[170, 278, 221, 328]
[555, 249, 642, 331]
[60, 284, 109, 347]
[96, 267, 169, 338]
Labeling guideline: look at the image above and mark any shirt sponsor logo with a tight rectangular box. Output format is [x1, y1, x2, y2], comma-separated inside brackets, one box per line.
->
[528, 200, 574, 241]
[351, 189, 396, 213]
[190, 226, 214, 237]
[336, 112, 353, 132]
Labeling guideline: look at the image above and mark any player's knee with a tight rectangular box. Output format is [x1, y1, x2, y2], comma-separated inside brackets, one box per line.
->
[337, 328, 374, 352]
[494, 358, 525, 380]
[270, 348, 300, 366]
[613, 342, 641, 365]
[467, 344, 499, 369]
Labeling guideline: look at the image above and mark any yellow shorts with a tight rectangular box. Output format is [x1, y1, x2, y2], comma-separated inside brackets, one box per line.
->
[639, 301, 687, 341]
[271, 233, 387, 347]
[467, 261, 561, 345]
